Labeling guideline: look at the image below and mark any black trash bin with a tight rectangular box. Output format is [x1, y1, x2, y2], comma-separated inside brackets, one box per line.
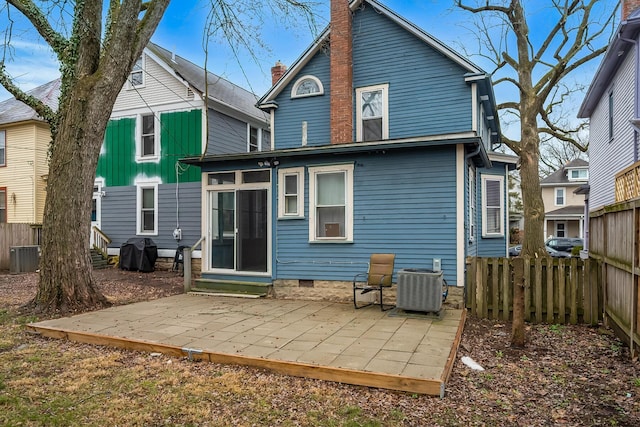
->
[120, 237, 158, 272]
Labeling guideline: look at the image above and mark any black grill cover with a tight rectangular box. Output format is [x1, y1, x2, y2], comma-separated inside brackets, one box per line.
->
[119, 237, 158, 272]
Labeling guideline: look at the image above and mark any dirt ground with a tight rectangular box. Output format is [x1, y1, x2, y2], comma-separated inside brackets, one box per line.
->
[1, 268, 640, 426]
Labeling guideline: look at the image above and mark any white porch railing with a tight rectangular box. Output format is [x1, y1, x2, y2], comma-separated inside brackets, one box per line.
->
[91, 226, 112, 258]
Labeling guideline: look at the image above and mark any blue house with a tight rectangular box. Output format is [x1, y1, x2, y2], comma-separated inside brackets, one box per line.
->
[183, 0, 516, 300]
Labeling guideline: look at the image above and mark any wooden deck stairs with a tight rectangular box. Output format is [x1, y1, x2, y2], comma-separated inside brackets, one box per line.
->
[190, 279, 272, 298]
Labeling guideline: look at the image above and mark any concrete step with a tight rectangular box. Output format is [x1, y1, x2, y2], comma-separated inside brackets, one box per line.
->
[191, 279, 272, 297]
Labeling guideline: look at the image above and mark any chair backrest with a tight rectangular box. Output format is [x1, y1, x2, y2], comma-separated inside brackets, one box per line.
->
[368, 253, 395, 287]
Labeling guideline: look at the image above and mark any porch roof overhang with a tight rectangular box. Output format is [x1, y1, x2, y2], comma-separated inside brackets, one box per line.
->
[181, 134, 491, 167]
[546, 205, 585, 219]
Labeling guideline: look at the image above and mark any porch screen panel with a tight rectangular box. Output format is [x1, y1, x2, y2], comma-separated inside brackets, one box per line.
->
[211, 191, 235, 269]
[316, 172, 346, 238]
[237, 190, 268, 272]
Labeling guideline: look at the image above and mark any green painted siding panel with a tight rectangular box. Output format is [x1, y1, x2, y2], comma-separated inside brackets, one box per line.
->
[97, 109, 202, 186]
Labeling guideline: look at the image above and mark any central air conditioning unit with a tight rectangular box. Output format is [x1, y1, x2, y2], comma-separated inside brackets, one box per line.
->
[396, 269, 444, 313]
[9, 245, 41, 274]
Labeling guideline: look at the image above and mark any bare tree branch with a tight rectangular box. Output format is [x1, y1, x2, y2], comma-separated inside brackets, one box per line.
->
[5, 0, 68, 60]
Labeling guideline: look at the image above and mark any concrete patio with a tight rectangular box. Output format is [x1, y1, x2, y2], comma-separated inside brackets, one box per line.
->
[28, 293, 465, 396]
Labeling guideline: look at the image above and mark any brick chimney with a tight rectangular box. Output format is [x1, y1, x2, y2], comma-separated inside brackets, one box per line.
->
[330, 0, 353, 144]
[623, 0, 640, 19]
[271, 61, 287, 85]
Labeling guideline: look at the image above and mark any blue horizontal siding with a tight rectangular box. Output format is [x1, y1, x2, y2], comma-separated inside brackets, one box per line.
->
[101, 182, 201, 251]
[272, 3, 473, 149]
[274, 146, 459, 285]
[273, 52, 331, 149]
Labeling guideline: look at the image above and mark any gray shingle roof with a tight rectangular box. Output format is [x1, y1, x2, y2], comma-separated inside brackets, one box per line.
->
[546, 206, 585, 216]
[147, 42, 267, 124]
[541, 159, 589, 185]
[0, 79, 61, 126]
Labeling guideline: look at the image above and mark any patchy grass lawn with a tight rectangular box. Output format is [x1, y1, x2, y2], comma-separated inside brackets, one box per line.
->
[1, 270, 640, 426]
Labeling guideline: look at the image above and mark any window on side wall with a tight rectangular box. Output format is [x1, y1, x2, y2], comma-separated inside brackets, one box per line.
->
[608, 90, 614, 141]
[248, 126, 261, 152]
[137, 113, 158, 161]
[555, 187, 565, 206]
[0, 130, 5, 166]
[356, 84, 388, 142]
[481, 175, 504, 238]
[129, 56, 144, 88]
[0, 188, 6, 222]
[137, 181, 158, 235]
[308, 164, 354, 242]
[278, 167, 304, 219]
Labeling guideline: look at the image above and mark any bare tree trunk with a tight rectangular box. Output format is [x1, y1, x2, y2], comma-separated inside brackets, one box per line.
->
[511, 257, 525, 347]
[31, 81, 116, 313]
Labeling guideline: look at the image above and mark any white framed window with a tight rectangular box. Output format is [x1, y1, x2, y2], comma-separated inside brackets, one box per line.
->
[608, 90, 614, 141]
[136, 180, 159, 235]
[278, 167, 304, 218]
[468, 166, 476, 242]
[308, 164, 354, 242]
[248, 125, 262, 152]
[128, 56, 145, 89]
[356, 84, 389, 142]
[0, 130, 5, 166]
[569, 169, 588, 180]
[291, 75, 324, 98]
[481, 175, 504, 238]
[136, 113, 159, 161]
[555, 187, 566, 206]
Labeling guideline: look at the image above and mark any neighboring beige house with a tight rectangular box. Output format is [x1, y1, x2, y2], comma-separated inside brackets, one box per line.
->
[540, 159, 588, 239]
[0, 79, 60, 224]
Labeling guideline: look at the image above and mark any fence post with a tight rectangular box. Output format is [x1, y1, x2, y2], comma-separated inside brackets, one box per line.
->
[512, 257, 525, 347]
[183, 248, 192, 293]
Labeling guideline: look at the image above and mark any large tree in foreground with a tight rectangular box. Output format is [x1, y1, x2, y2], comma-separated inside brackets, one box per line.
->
[456, 0, 617, 346]
[1, 0, 171, 314]
[0, 0, 316, 314]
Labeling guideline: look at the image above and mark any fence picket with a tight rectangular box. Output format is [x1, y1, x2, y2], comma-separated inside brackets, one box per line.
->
[558, 259, 566, 324]
[570, 257, 578, 324]
[492, 258, 500, 319]
[535, 259, 543, 323]
[524, 257, 531, 321]
[547, 258, 554, 323]
[502, 257, 510, 321]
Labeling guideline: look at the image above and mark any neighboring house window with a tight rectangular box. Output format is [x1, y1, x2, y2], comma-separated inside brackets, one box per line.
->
[556, 222, 566, 238]
[308, 164, 354, 242]
[248, 126, 261, 152]
[481, 175, 504, 237]
[468, 166, 476, 242]
[0, 130, 5, 166]
[129, 56, 144, 88]
[137, 113, 159, 161]
[356, 84, 389, 142]
[0, 188, 5, 222]
[278, 167, 304, 218]
[608, 90, 614, 141]
[555, 187, 565, 206]
[136, 181, 159, 235]
[569, 169, 588, 180]
[291, 75, 324, 98]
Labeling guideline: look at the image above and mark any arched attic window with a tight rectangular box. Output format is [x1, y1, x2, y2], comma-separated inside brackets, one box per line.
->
[291, 75, 324, 98]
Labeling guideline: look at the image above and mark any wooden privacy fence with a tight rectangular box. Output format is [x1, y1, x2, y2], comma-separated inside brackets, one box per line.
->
[466, 256, 602, 325]
[590, 199, 640, 355]
[0, 223, 42, 270]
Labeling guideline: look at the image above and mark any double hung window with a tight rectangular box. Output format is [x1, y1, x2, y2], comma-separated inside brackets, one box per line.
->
[136, 181, 159, 235]
[481, 175, 504, 237]
[278, 167, 304, 218]
[356, 84, 388, 142]
[308, 164, 353, 242]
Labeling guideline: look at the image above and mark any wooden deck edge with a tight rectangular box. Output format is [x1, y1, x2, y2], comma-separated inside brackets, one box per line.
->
[440, 309, 466, 393]
[26, 324, 444, 396]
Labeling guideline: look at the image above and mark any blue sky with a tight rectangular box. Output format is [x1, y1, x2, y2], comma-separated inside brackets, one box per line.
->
[0, 0, 620, 111]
